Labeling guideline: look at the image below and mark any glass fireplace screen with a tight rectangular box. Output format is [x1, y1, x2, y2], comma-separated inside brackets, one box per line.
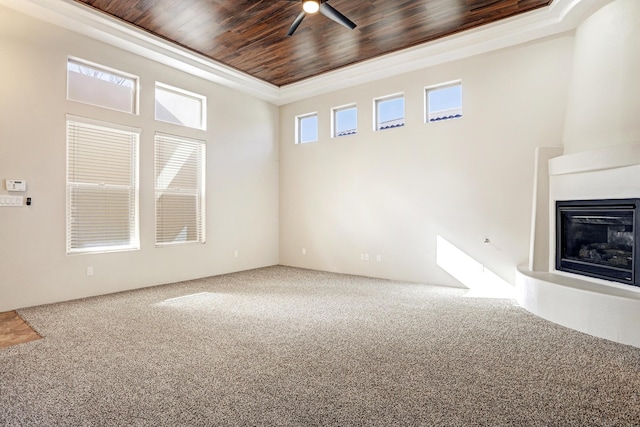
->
[556, 199, 639, 286]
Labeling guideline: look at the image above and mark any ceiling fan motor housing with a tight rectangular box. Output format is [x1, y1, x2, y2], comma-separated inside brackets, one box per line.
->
[288, 0, 356, 36]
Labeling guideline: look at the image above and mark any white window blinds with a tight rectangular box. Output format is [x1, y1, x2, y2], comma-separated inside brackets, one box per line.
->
[66, 117, 140, 254]
[155, 133, 205, 246]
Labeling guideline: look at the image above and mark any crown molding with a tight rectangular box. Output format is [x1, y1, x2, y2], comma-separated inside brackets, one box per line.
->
[280, 0, 614, 104]
[0, 0, 613, 106]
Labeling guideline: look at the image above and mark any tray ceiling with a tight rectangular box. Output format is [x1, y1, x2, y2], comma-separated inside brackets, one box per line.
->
[72, 0, 552, 87]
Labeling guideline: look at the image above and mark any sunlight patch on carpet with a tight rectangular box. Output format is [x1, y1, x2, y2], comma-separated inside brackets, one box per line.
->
[156, 292, 218, 308]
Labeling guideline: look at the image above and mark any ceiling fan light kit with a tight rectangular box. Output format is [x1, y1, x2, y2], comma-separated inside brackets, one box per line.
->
[302, 0, 320, 14]
[287, 0, 357, 36]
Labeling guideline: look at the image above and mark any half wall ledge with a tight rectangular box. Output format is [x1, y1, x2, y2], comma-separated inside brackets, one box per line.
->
[515, 266, 640, 348]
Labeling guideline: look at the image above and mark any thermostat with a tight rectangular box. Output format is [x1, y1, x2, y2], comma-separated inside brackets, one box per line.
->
[6, 180, 26, 192]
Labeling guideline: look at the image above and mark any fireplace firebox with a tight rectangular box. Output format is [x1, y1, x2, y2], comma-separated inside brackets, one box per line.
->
[556, 199, 640, 287]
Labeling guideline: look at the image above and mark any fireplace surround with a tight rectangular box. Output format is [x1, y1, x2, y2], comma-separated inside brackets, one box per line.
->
[556, 199, 640, 287]
[515, 144, 640, 348]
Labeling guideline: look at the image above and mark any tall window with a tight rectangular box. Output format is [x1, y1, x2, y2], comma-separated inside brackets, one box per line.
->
[296, 113, 318, 144]
[155, 133, 206, 246]
[155, 82, 207, 130]
[375, 94, 405, 131]
[66, 116, 140, 254]
[67, 58, 138, 114]
[332, 104, 357, 137]
[426, 82, 463, 122]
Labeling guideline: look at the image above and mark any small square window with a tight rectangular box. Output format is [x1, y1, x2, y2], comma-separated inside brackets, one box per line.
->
[332, 105, 357, 137]
[375, 94, 404, 131]
[426, 82, 462, 123]
[67, 58, 138, 114]
[155, 82, 207, 130]
[296, 113, 318, 144]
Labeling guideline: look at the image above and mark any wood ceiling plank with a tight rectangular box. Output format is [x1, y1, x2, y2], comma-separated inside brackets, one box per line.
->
[72, 0, 551, 87]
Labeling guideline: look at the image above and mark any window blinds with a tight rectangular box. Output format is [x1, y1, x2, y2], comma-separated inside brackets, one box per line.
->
[66, 117, 139, 254]
[155, 132, 205, 246]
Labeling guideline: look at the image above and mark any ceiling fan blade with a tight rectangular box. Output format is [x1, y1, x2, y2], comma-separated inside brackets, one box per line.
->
[319, 2, 356, 30]
[287, 11, 306, 36]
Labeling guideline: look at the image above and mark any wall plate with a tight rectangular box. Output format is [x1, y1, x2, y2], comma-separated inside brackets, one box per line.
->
[6, 180, 26, 192]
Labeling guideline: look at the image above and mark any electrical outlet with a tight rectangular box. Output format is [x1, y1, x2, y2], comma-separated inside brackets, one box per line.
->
[365, 253, 369, 261]
[376, 254, 381, 262]
[302, 248, 306, 255]
[234, 250, 239, 258]
[86, 266, 94, 276]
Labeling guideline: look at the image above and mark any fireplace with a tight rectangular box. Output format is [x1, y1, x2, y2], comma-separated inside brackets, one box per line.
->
[556, 199, 640, 286]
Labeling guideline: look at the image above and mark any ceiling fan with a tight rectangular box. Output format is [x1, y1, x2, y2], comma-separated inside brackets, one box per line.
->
[286, 0, 357, 36]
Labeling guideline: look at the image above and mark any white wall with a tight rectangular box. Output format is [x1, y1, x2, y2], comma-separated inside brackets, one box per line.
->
[279, 33, 574, 286]
[563, 0, 640, 154]
[0, 5, 279, 311]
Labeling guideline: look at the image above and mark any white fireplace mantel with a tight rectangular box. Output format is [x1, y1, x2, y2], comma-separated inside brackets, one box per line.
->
[549, 142, 640, 176]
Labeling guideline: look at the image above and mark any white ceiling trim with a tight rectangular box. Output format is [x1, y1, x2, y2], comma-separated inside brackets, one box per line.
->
[0, 0, 612, 106]
[280, 0, 613, 103]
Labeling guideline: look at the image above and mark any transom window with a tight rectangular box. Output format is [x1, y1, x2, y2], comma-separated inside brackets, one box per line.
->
[375, 94, 405, 131]
[67, 58, 138, 114]
[332, 104, 357, 137]
[155, 82, 207, 130]
[426, 82, 463, 123]
[296, 113, 318, 144]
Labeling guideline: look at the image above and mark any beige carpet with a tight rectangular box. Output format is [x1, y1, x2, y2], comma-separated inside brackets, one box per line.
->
[1, 266, 639, 426]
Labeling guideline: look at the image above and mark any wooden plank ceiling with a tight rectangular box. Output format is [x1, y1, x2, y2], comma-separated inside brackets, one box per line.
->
[72, 0, 552, 87]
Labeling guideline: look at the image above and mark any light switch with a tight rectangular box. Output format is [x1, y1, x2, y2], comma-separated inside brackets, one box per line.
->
[0, 195, 23, 206]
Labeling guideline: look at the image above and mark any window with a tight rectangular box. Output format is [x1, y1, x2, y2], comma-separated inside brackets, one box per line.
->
[375, 94, 405, 131]
[155, 82, 207, 130]
[155, 133, 206, 246]
[426, 82, 462, 122]
[67, 58, 138, 114]
[296, 113, 318, 144]
[332, 104, 357, 137]
[66, 116, 139, 254]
